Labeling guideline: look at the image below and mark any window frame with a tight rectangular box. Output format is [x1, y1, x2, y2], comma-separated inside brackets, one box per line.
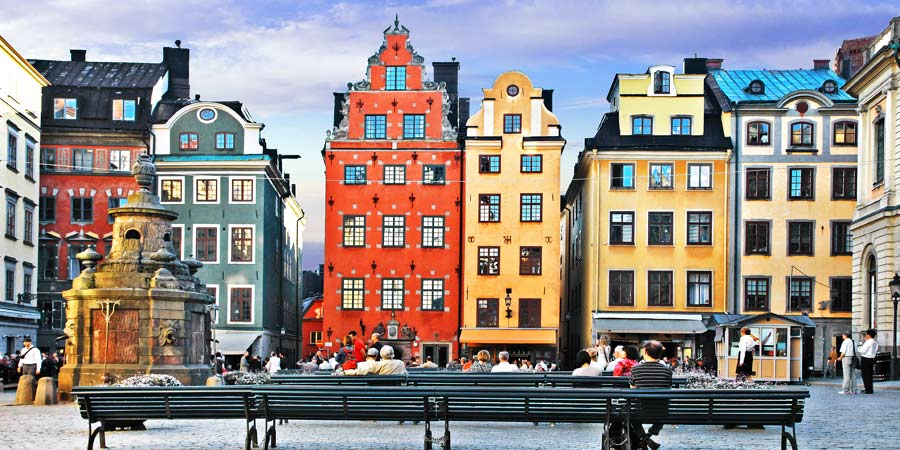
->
[341, 278, 365, 310]
[686, 211, 713, 245]
[831, 167, 856, 200]
[787, 220, 815, 256]
[518, 298, 542, 328]
[648, 211, 673, 246]
[476, 298, 499, 327]
[744, 277, 770, 312]
[647, 270, 674, 306]
[746, 121, 771, 145]
[648, 163, 674, 190]
[653, 71, 671, 94]
[503, 114, 522, 134]
[788, 276, 814, 312]
[111, 99, 137, 121]
[178, 132, 199, 151]
[159, 177, 185, 204]
[342, 215, 366, 248]
[422, 165, 446, 185]
[343, 165, 367, 185]
[519, 246, 542, 275]
[227, 285, 254, 324]
[521, 154, 543, 173]
[22, 203, 34, 245]
[194, 177, 220, 204]
[421, 216, 444, 248]
[53, 97, 78, 120]
[610, 163, 635, 189]
[477, 246, 500, 276]
[670, 116, 692, 135]
[745, 167, 771, 200]
[364, 115, 387, 139]
[228, 224, 255, 264]
[832, 121, 857, 146]
[610, 211, 635, 245]
[229, 177, 255, 204]
[24, 138, 35, 179]
[478, 155, 501, 174]
[39, 196, 55, 223]
[107, 196, 126, 224]
[6, 127, 17, 172]
[787, 167, 815, 200]
[108, 149, 131, 172]
[402, 114, 425, 139]
[830, 220, 852, 256]
[829, 276, 852, 313]
[383, 164, 406, 185]
[744, 221, 771, 256]
[5, 197, 16, 239]
[421, 278, 444, 311]
[382, 215, 405, 248]
[478, 194, 501, 223]
[686, 271, 713, 307]
[875, 117, 885, 185]
[193, 225, 220, 264]
[385, 66, 407, 91]
[72, 148, 94, 172]
[380, 278, 404, 310]
[520, 193, 542, 222]
[70, 197, 93, 223]
[687, 163, 712, 190]
[215, 132, 236, 150]
[631, 115, 653, 135]
[608, 270, 635, 306]
[789, 121, 815, 147]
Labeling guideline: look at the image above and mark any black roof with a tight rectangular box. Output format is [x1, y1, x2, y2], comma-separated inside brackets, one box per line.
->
[28, 60, 168, 88]
[586, 112, 732, 152]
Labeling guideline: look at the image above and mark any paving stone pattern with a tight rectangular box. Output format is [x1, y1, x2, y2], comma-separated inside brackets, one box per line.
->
[0, 385, 897, 449]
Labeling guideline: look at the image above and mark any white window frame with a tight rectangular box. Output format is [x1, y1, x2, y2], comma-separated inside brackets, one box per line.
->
[687, 164, 712, 189]
[228, 224, 256, 265]
[111, 99, 137, 121]
[108, 149, 131, 172]
[158, 176, 185, 205]
[170, 224, 185, 259]
[227, 284, 255, 325]
[229, 177, 255, 204]
[194, 176, 220, 204]
[193, 224, 220, 264]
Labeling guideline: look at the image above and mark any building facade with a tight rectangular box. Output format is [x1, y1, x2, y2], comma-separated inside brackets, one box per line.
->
[844, 17, 900, 354]
[321, 18, 465, 366]
[711, 59, 858, 379]
[563, 61, 732, 366]
[29, 46, 183, 352]
[460, 71, 564, 363]
[0, 35, 49, 354]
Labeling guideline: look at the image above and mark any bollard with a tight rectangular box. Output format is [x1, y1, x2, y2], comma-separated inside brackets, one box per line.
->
[15, 375, 35, 405]
[205, 375, 224, 386]
[34, 377, 58, 405]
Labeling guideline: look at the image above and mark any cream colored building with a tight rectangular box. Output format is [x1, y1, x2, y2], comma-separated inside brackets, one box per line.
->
[460, 71, 565, 363]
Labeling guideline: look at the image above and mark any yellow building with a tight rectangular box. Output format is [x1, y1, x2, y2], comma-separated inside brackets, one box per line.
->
[563, 61, 731, 365]
[460, 72, 565, 363]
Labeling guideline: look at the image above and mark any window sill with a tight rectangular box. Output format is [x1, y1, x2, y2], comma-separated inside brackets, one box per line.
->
[831, 197, 857, 201]
[686, 242, 713, 246]
[609, 242, 635, 246]
[787, 197, 815, 201]
[6, 165, 18, 173]
[23, 241, 34, 247]
[477, 273, 500, 277]
[4, 234, 16, 241]
[610, 187, 636, 191]
[872, 182, 884, 189]
[648, 243, 674, 247]
[787, 253, 815, 257]
[685, 304, 713, 308]
[648, 187, 675, 191]
[744, 252, 771, 257]
[24, 175, 35, 183]
[786, 147, 818, 154]
[686, 187, 713, 191]
[745, 197, 772, 201]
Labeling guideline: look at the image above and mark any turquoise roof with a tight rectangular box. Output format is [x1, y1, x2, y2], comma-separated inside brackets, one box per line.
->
[154, 154, 271, 162]
[710, 69, 855, 104]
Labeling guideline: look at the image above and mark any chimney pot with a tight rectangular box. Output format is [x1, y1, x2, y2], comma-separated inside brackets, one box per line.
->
[813, 59, 830, 70]
[195, 94, 200, 101]
[70, 49, 86, 62]
[705, 58, 724, 70]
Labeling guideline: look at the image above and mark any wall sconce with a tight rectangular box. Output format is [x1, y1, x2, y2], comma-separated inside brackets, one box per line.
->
[392, 41, 401, 56]
[355, 99, 365, 113]
[454, 265, 461, 275]
[411, 151, 418, 161]
[328, 152, 335, 162]
[454, 197, 461, 209]
[371, 260, 377, 272]
[326, 327, 333, 339]
[372, 194, 380, 205]
[327, 262, 334, 274]
[327, 196, 335, 207]
[409, 193, 416, 203]
[426, 97, 434, 108]
[371, 152, 378, 162]
[504, 288, 513, 319]
[391, 98, 398, 109]
[359, 319, 367, 337]
[409, 260, 416, 272]
[453, 153, 461, 162]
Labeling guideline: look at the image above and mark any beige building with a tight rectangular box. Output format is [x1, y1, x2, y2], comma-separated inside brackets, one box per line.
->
[460, 71, 565, 363]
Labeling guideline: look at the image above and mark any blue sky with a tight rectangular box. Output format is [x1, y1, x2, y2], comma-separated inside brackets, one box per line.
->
[5, 1, 896, 268]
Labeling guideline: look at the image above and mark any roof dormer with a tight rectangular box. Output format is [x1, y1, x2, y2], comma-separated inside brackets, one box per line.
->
[745, 79, 765, 95]
[648, 65, 676, 96]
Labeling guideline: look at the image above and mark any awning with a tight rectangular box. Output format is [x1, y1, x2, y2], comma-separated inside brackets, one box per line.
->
[0, 304, 42, 320]
[593, 317, 708, 335]
[459, 328, 557, 345]
[212, 331, 260, 354]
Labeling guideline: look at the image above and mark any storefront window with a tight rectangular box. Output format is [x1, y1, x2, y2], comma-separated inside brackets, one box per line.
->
[776, 328, 788, 357]
[759, 327, 775, 356]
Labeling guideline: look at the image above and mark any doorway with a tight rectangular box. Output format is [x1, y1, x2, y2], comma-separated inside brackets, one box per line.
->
[422, 344, 450, 367]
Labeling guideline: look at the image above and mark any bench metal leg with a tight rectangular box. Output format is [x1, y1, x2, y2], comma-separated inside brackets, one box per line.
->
[781, 425, 798, 450]
[263, 420, 277, 450]
[441, 398, 451, 450]
[88, 424, 105, 450]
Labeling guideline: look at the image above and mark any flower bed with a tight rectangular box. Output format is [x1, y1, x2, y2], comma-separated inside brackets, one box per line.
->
[674, 368, 772, 390]
[114, 374, 183, 387]
[223, 371, 271, 385]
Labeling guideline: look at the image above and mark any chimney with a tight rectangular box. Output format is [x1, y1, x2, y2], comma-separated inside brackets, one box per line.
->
[70, 49, 86, 62]
[813, 59, 830, 70]
[162, 44, 190, 99]
[683, 57, 709, 74]
[433, 60, 460, 129]
[542, 89, 554, 112]
[332, 92, 344, 128]
[705, 58, 724, 71]
[457, 97, 470, 140]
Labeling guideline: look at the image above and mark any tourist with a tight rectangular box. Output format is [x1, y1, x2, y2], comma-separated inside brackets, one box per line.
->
[826, 346, 838, 378]
[17, 337, 41, 377]
[460, 356, 472, 371]
[466, 350, 493, 373]
[490, 351, 519, 372]
[594, 336, 612, 369]
[735, 327, 759, 381]
[348, 331, 367, 365]
[344, 345, 407, 375]
[572, 350, 601, 376]
[446, 358, 462, 370]
[355, 348, 380, 373]
[239, 351, 251, 372]
[250, 354, 262, 372]
[629, 341, 672, 450]
[838, 331, 858, 395]
[409, 356, 421, 368]
[535, 360, 548, 372]
[337, 336, 354, 369]
[214, 352, 225, 375]
[613, 345, 639, 377]
[605, 345, 625, 372]
[421, 355, 438, 368]
[266, 351, 282, 374]
[859, 329, 879, 394]
[369, 333, 383, 360]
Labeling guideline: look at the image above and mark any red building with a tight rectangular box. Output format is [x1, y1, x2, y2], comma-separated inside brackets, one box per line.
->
[322, 17, 466, 366]
[302, 295, 324, 358]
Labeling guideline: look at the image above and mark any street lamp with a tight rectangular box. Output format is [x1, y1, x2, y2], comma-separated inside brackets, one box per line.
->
[889, 273, 900, 381]
[504, 288, 513, 319]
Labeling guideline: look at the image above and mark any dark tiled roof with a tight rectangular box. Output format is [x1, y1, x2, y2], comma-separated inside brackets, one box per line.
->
[710, 68, 855, 104]
[586, 112, 732, 152]
[28, 60, 167, 88]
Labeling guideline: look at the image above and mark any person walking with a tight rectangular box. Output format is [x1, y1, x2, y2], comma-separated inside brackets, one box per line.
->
[240, 351, 251, 372]
[594, 336, 612, 369]
[859, 329, 879, 394]
[17, 337, 41, 377]
[826, 346, 838, 378]
[735, 327, 759, 381]
[837, 331, 858, 395]
[266, 351, 282, 374]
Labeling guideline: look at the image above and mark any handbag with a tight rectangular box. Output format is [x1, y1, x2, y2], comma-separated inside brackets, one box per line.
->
[850, 339, 861, 369]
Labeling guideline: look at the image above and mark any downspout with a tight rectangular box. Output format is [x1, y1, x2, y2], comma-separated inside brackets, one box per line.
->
[592, 149, 600, 346]
[456, 146, 464, 359]
[732, 108, 741, 315]
[296, 209, 305, 361]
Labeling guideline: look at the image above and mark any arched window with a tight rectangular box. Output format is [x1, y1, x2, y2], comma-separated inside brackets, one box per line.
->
[653, 71, 670, 94]
[748, 80, 765, 95]
[747, 121, 770, 145]
[821, 80, 838, 94]
[867, 254, 877, 328]
[125, 229, 141, 240]
[790, 122, 814, 146]
[833, 121, 857, 145]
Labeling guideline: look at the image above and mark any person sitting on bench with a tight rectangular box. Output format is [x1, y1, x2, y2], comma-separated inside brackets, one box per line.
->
[629, 340, 672, 450]
[343, 345, 407, 375]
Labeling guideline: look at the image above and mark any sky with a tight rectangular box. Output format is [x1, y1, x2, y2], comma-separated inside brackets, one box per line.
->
[4, 0, 896, 268]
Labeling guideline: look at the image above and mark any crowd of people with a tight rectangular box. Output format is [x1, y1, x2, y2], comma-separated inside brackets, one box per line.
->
[0, 337, 64, 385]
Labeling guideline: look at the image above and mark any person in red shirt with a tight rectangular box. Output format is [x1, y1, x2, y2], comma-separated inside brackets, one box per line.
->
[613, 345, 639, 377]
[348, 331, 366, 366]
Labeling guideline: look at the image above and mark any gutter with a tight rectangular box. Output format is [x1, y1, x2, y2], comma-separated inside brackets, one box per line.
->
[731, 108, 740, 314]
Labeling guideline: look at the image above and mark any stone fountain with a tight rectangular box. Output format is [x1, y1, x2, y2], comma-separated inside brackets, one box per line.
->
[58, 154, 213, 399]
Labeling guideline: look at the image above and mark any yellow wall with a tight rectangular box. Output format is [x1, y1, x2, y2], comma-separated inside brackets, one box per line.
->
[615, 71, 707, 136]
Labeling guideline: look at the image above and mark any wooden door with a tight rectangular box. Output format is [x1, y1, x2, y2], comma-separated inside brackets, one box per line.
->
[91, 309, 139, 364]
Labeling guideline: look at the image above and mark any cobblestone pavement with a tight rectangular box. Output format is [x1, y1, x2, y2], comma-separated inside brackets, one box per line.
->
[1, 385, 898, 450]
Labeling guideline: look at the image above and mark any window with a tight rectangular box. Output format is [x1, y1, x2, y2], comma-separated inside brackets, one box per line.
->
[71, 198, 93, 223]
[830, 277, 852, 312]
[344, 165, 367, 185]
[385, 66, 406, 90]
[67, 244, 87, 279]
[477, 247, 500, 275]
[422, 279, 444, 311]
[831, 221, 852, 256]
[39, 242, 58, 279]
[788, 221, 814, 256]
[632, 116, 652, 135]
[196, 179, 218, 203]
[53, 98, 77, 119]
[788, 168, 814, 200]
[875, 118, 885, 184]
[341, 278, 364, 309]
[653, 71, 671, 94]
[382, 216, 405, 248]
[478, 194, 500, 222]
[832, 168, 856, 200]
[609, 271, 634, 306]
[381, 279, 404, 310]
[747, 121, 770, 145]
[745, 221, 770, 255]
[342, 216, 365, 247]
[23, 205, 33, 244]
[520, 194, 542, 222]
[821, 80, 838, 94]
[215, 133, 235, 150]
[671, 116, 691, 135]
[687, 212, 712, 245]
[833, 121, 857, 145]
[39, 197, 55, 222]
[648, 271, 673, 306]
[789, 277, 813, 311]
[365, 115, 387, 139]
[479, 155, 501, 173]
[309, 330, 322, 344]
[170, 226, 183, 260]
[518, 299, 541, 328]
[422, 216, 444, 248]
[687, 271, 712, 306]
[72, 148, 93, 171]
[748, 80, 765, 95]
[229, 287, 252, 322]
[521, 155, 542, 173]
[611, 163, 635, 189]
[111, 99, 136, 121]
[610, 212, 634, 244]
[383, 165, 406, 185]
[648, 212, 673, 245]
[519, 246, 542, 275]
[477, 299, 499, 327]
[503, 114, 521, 133]
[231, 178, 254, 202]
[649, 163, 673, 189]
[108, 150, 131, 172]
[230, 227, 253, 262]
[22, 270, 32, 303]
[179, 133, 199, 150]
[744, 278, 769, 311]
[745, 168, 771, 200]
[24, 138, 34, 179]
[403, 115, 425, 139]
[6, 127, 17, 171]
[195, 227, 218, 262]
[5, 198, 15, 238]
[423, 165, 445, 184]
[107, 197, 126, 223]
[160, 179, 183, 203]
[4, 264, 13, 301]
[790, 122, 814, 146]
[40, 147, 55, 171]
[687, 164, 712, 189]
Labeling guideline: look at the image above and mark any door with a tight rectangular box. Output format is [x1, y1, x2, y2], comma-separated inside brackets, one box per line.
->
[423, 344, 450, 367]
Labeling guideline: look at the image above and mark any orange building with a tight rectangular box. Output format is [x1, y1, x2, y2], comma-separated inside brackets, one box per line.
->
[321, 17, 466, 366]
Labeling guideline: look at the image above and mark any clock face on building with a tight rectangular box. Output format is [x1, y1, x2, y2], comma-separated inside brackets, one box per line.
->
[507, 84, 519, 97]
[199, 108, 216, 121]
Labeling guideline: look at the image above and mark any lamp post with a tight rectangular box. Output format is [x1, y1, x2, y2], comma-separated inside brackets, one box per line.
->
[889, 273, 900, 381]
[504, 288, 513, 320]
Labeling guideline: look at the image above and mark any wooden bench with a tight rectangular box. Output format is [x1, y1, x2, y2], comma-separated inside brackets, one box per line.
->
[73, 386, 260, 450]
